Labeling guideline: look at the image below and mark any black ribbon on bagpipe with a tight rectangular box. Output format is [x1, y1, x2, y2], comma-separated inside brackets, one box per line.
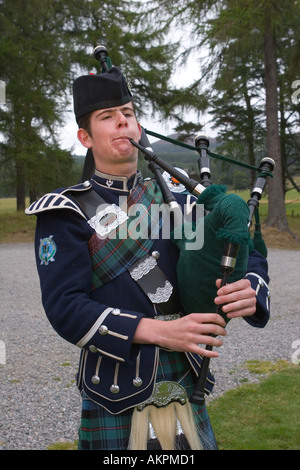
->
[80, 45, 274, 405]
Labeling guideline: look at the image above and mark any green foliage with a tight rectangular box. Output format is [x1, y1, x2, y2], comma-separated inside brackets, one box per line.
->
[144, 0, 300, 230]
[0, 0, 178, 205]
[232, 170, 249, 190]
[1, 0, 299, 220]
[0, 0, 75, 205]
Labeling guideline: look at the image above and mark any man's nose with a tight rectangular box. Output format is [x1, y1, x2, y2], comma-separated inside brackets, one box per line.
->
[117, 112, 128, 127]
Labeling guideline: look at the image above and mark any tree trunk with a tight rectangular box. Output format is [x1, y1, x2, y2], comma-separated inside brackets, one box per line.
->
[263, 16, 289, 231]
[242, 77, 256, 188]
[16, 159, 26, 211]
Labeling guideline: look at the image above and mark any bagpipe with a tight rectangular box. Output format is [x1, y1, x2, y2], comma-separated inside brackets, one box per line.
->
[82, 45, 274, 405]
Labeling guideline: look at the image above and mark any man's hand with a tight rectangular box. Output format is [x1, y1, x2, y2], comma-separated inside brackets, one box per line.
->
[133, 313, 226, 357]
[214, 278, 256, 320]
[133, 279, 256, 357]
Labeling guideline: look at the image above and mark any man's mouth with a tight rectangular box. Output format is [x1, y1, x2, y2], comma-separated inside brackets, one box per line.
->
[114, 136, 131, 141]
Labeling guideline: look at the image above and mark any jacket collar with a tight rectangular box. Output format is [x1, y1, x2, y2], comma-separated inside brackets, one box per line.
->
[92, 169, 143, 191]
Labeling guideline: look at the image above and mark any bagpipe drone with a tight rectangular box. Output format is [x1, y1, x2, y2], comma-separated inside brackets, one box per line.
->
[81, 45, 274, 406]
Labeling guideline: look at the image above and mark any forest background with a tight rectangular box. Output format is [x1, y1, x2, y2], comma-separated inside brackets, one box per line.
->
[0, 0, 300, 238]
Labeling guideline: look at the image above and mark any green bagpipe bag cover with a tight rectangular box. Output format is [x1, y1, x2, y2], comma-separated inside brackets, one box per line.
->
[172, 185, 253, 323]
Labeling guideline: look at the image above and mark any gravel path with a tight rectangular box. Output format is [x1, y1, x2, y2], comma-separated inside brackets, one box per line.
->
[0, 243, 299, 450]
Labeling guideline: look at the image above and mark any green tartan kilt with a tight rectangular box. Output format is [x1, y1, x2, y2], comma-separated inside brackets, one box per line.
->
[78, 350, 218, 450]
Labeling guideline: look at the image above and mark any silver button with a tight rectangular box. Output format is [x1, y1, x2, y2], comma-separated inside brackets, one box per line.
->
[133, 377, 143, 387]
[91, 375, 100, 385]
[99, 325, 108, 335]
[110, 384, 120, 394]
[89, 345, 98, 353]
[83, 180, 90, 187]
[152, 251, 160, 260]
[112, 308, 121, 316]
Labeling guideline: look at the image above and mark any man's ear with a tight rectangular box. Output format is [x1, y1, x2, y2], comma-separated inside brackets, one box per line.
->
[137, 122, 142, 141]
[77, 128, 92, 149]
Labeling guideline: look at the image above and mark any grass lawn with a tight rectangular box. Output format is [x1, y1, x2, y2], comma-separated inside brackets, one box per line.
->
[207, 362, 300, 450]
[0, 198, 36, 243]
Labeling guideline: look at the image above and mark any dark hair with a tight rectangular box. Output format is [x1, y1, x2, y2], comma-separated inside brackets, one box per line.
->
[78, 113, 93, 137]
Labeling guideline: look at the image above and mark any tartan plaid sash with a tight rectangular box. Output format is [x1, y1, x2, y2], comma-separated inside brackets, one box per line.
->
[88, 180, 163, 289]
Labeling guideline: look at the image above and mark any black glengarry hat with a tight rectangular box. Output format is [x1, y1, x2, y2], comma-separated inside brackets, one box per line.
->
[73, 66, 132, 123]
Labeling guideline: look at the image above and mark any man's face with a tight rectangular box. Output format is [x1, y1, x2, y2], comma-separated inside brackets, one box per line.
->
[77, 102, 141, 176]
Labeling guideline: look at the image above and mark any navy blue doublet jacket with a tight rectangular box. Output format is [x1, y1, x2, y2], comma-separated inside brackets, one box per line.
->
[26, 170, 270, 414]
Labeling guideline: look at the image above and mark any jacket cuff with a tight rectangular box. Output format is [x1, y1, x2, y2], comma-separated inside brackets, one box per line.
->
[244, 272, 270, 328]
[76, 306, 144, 362]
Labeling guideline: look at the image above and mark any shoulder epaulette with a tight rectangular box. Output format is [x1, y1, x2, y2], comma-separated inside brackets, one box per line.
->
[25, 181, 92, 220]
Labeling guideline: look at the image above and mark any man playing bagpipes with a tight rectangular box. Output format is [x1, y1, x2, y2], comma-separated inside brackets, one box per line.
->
[26, 65, 270, 450]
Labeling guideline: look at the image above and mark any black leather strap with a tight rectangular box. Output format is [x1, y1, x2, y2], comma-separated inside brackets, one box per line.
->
[129, 255, 182, 315]
[71, 188, 182, 315]
[70, 187, 105, 220]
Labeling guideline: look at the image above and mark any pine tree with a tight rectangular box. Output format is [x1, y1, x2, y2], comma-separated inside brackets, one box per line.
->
[0, 0, 75, 209]
[0, 0, 177, 208]
[148, 0, 300, 232]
